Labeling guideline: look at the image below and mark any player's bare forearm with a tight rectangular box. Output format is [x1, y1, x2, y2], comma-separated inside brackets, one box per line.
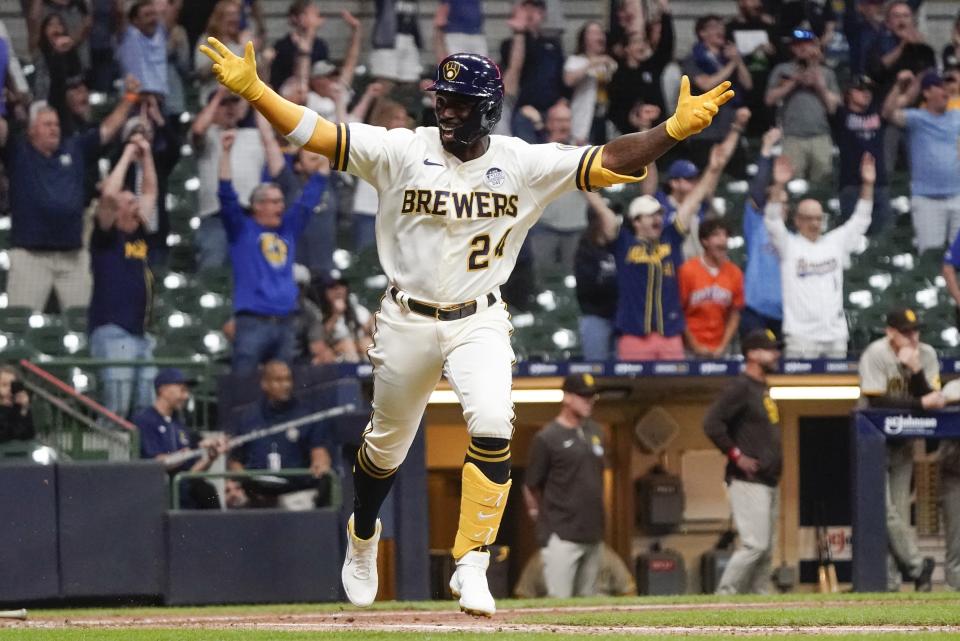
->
[601, 123, 677, 177]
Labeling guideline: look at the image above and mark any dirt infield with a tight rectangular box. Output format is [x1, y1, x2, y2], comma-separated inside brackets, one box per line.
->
[7, 601, 960, 636]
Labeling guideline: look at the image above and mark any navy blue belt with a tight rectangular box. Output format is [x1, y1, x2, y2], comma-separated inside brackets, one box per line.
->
[390, 287, 496, 321]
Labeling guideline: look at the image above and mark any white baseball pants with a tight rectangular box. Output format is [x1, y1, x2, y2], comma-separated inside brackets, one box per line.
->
[362, 293, 516, 470]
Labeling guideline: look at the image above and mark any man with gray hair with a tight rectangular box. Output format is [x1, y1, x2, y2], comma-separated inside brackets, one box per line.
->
[217, 129, 329, 375]
[0, 96, 135, 311]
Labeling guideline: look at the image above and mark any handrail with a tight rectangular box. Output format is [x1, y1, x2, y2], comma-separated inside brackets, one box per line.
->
[23, 379, 129, 443]
[170, 468, 342, 510]
[20, 359, 136, 431]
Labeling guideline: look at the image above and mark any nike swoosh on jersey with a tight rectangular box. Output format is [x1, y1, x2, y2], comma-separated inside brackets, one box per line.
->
[423, 158, 443, 166]
[477, 510, 498, 520]
[563, 439, 575, 448]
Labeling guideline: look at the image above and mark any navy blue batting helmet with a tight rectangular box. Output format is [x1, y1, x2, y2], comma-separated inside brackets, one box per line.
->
[427, 53, 504, 145]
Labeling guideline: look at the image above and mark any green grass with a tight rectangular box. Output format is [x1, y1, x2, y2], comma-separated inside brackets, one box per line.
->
[2, 632, 960, 641]
[8, 592, 960, 640]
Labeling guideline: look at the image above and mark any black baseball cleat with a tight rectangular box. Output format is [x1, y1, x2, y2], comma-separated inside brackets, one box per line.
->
[914, 557, 935, 592]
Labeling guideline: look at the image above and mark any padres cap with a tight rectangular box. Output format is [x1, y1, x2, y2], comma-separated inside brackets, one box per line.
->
[741, 329, 781, 355]
[154, 368, 196, 390]
[887, 308, 920, 332]
[562, 373, 598, 397]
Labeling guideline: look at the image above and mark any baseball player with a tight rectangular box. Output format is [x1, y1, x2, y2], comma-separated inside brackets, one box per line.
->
[199, 37, 733, 616]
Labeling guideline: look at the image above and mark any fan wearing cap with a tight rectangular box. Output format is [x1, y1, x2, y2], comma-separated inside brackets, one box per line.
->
[134, 368, 226, 510]
[764, 151, 875, 358]
[833, 74, 891, 233]
[524, 373, 607, 598]
[594, 144, 734, 360]
[764, 29, 840, 186]
[703, 329, 782, 594]
[857, 307, 940, 592]
[883, 69, 960, 252]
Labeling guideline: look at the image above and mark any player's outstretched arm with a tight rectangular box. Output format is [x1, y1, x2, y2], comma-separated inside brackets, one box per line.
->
[601, 76, 734, 178]
[198, 38, 339, 159]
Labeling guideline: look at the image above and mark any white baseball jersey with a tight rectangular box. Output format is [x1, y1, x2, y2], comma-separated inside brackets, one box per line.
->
[330, 122, 609, 304]
[764, 199, 871, 342]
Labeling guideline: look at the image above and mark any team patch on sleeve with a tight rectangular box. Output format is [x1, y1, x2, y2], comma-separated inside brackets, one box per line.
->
[575, 146, 602, 192]
[332, 123, 351, 172]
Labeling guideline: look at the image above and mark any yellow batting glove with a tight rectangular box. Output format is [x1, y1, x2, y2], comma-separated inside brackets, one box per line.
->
[198, 38, 265, 102]
[665, 76, 735, 141]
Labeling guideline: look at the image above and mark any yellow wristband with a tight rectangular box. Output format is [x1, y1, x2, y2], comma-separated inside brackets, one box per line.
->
[665, 114, 686, 141]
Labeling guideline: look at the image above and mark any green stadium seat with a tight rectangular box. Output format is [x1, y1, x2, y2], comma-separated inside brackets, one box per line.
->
[0, 306, 34, 333]
[63, 306, 89, 333]
[27, 325, 69, 356]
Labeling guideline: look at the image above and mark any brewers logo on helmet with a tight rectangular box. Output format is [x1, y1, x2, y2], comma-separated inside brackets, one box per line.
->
[428, 53, 504, 145]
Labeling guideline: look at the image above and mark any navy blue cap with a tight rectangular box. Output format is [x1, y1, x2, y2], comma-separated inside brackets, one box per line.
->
[921, 70, 944, 90]
[791, 29, 816, 42]
[667, 159, 699, 180]
[154, 368, 195, 390]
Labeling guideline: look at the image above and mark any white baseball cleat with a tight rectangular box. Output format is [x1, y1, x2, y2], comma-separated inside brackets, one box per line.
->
[449, 550, 495, 617]
[342, 514, 381, 607]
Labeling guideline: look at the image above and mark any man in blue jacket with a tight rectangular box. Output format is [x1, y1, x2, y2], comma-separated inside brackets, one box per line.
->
[218, 128, 328, 375]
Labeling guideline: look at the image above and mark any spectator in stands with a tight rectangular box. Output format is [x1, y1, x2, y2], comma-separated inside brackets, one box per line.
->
[350, 97, 406, 253]
[740, 128, 786, 340]
[940, 225, 960, 317]
[162, 0, 192, 116]
[135, 368, 224, 510]
[524, 373, 606, 598]
[679, 219, 744, 357]
[857, 307, 939, 592]
[192, 87, 265, 271]
[766, 0, 836, 52]
[765, 153, 876, 358]
[303, 12, 362, 123]
[0, 96, 135, 312]
[87, 0, 120, 92]
[219, 129, 328, 375]
[119, 107, 184, 270]
[593, 145, 731, 361]
[117, 0, 169, 111]
[680, 15, 751, 167]
[194, 0, 247, 99]
[725, 0, 776, 134]
[656, 108, 748, 259]
[703, 329, 782, 595]
[0, 366, 35, 444]
[945, 12, 960, 70]
[31, 13, 84, 115]
[0, 19, 30, 118]
[228, 360, 334, 507]
[178, 0, 218, 51]
[89, 134, 158, 420]
[865, 1, 935, 95]
[833, 75, 891, 234]
[27, 0, 92, 71]
[844, 0, 886, 77]
[607, 1, 674, 134]
[501, 0, 565, 138]
[306, 274, 373, 364]
[224, 477, 250, 509]
[946, 67, 960, 112]
[883, 70, 960, 252]
[575, 206, 618, 362]
[764, 29, 840, 185]
[433, 0, 487, 59]
[370, 0, 422, 83]
[270, 1, 329, 90]
[525, 101, 591, 275]
[564, 21, 617, 145]
[868, 1, 937, 181]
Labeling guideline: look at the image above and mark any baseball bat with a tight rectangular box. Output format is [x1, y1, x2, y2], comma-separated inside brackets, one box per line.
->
[0, 609, 27, 620]
[163, 403, 356, 467]
[824, 529, 839, 593]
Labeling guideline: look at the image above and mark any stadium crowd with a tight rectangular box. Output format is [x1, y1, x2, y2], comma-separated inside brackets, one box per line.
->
[0, 0, 954, 416]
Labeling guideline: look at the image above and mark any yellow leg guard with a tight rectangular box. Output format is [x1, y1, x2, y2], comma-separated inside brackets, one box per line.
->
[452, 462, 512, 560]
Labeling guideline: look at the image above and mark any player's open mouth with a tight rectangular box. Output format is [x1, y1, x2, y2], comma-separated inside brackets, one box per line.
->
[439, 124, 459, 141]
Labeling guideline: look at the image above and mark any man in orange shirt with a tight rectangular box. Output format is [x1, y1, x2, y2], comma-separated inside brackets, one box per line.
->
[679, 218, 744, 356]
